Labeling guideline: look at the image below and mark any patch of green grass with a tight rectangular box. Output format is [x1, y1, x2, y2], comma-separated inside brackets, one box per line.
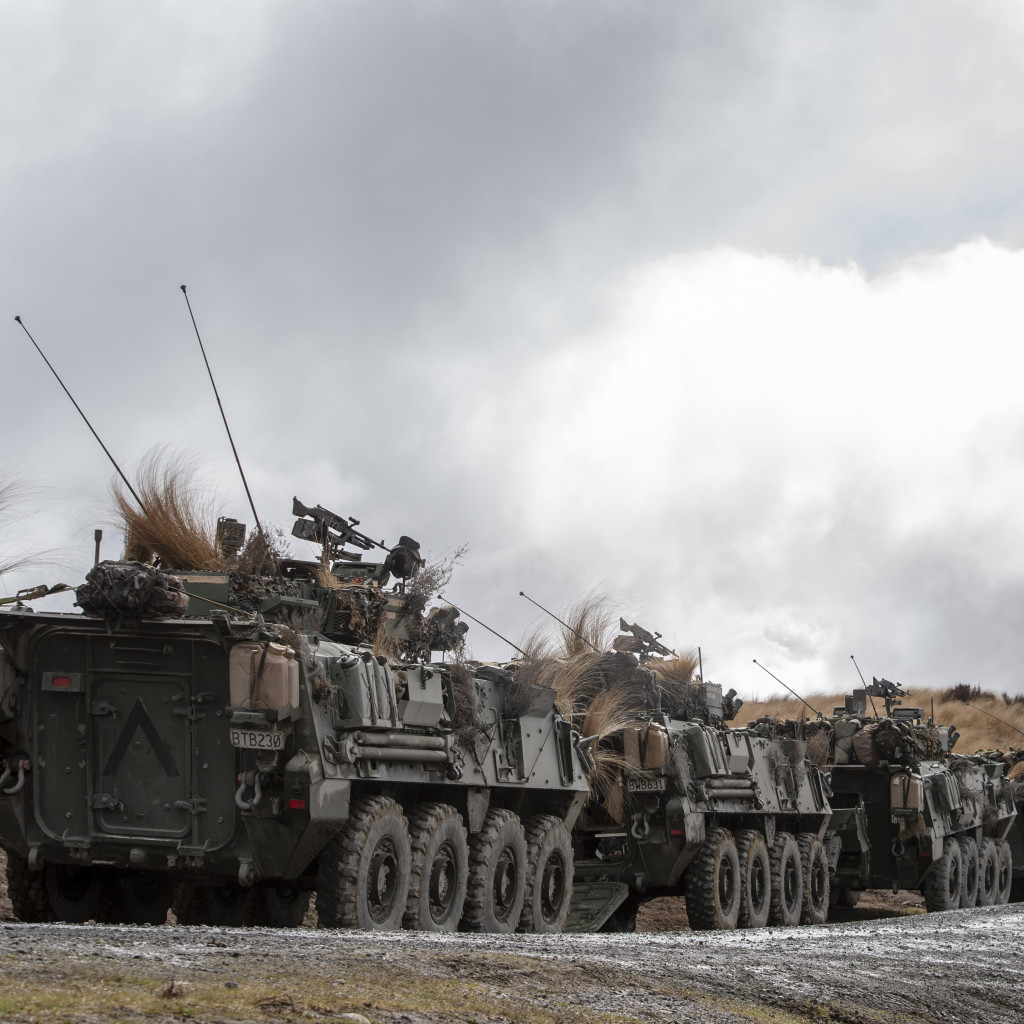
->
[0, 953, 639, 1024]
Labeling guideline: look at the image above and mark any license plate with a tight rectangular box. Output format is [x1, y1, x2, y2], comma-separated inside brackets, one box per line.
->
[626, 776, 666, 793]
[229, 728, 285, 750]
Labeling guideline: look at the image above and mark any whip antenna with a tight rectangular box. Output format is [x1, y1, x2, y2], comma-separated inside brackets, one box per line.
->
[437, 594, 525, 657]
[180, 286, 263, 537]
[752, 659, 823, 719]
[967, 701, 1024, 739]
[14, 316, 147, 514]
[519, 591, 601, 653]
[850, 654, 880, 718]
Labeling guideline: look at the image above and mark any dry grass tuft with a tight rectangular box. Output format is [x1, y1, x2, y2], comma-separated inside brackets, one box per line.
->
[0, 480, 30, 578]
[236, 524, 289, 576]
[548, 653, 603, 719]
[580, 686, 645, 825]
[649, 650, 704, 719]
[555, 589, 616, 658]
[111, 448, 226, 571]
[516, 622, 556, 662]
[448, 660, 482, 738]
[405, 543, 467, 615]
[806, 729, 831, 766]
[372, 615, 399, 660]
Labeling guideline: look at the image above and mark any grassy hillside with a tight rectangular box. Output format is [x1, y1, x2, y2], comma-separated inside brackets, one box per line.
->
[737, 686, 1024, 755]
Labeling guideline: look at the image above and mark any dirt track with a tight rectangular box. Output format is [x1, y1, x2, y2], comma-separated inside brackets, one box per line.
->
[0, 902, 1020, 1024]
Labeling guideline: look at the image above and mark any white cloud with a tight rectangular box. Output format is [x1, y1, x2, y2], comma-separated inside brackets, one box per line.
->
[450, 239, 1024, 694]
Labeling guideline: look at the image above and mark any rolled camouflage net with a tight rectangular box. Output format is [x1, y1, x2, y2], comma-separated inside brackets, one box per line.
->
[75, 560, 188, 626]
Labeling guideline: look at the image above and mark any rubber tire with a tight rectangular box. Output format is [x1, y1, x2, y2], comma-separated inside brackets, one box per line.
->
[5, 853, 54, 922]
[404, 803, 469, 932]
[768, 832, 803, 927]
[461, 808, 527, 933]
[317, 796, 411, 931]
[45, 865, 109, 923]
[255, 885, 311, 928]
[734, 830, 770, 930]
[797, 834, 830, 925]
[203, 884, 255, 926]
[922, 839, 963, 912]
[976, 838, 997, 907]
[958, 836, 979, 909]
[172, 883, 206, 926]
[993, 839, 1013, 905]
[684, 827, 741, 931]
[116, 873, 175, 925]
[599, 898, 639, 932]
[519, 814, 574, 934]
[837, 889, 861, 908]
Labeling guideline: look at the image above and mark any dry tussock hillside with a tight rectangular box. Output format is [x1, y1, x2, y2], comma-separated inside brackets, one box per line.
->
[737, 687, 1024, 755]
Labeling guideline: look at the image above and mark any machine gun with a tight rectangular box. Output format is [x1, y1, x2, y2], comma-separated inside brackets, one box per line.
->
[292, 498, 423, 585]
[291, 497, 390, 563]
[866, 676, 907, 718]
[612, 618, 676, 661]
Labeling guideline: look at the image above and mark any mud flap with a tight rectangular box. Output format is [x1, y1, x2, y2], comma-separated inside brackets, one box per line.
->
[563, 881, 630, 933]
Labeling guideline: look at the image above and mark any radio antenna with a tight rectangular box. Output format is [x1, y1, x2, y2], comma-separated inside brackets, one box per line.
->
[967, 701, 1024, 739]
[180, 286, 264, 538]
[437, 594, 525, 656]
[850, 654, 880, 719]
[519, 591, 600, 653]
[752, 659, 823, 719]
[14, 316, 147, 514]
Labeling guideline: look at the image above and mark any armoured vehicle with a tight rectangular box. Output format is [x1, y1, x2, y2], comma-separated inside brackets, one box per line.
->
[0, 502, 591, 933]
[562, 635, 834, 932]
[810, 679, 1017, 913]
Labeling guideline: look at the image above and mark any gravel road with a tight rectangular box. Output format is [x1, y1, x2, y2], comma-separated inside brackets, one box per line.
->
[0, 903, 1020, 1024]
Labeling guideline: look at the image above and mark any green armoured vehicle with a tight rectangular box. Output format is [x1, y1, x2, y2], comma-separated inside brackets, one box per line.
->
[0, 503, 591, 933]
[814, 679, 1016, 913]
[563, 637, 834, 932]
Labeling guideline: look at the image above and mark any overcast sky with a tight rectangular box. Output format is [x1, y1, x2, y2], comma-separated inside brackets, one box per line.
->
[4, 1, 1024, 698]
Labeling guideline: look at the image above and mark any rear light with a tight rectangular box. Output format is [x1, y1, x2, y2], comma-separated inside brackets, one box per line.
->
[289, 799, 306, 810]
[51, 676, 72, 688]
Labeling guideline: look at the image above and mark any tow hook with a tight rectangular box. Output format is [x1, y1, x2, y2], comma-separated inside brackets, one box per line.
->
[0, 759, 29, 796]
[234, 770, 263, 811]
[630, 811, 651, 840]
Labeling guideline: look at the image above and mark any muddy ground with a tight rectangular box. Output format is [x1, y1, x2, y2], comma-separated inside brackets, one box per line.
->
[0, 896, 1018, 1024]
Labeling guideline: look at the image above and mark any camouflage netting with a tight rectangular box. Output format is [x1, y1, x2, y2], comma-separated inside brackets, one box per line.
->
[331, 586, 388, 644]
[226, 573, 309, 615]
[749, 716, 833, 766]
[751, 714, 958, 770]
[399, 604, 469, 662]
[916, 725, 945, 760]
[75, 560, 188, 627]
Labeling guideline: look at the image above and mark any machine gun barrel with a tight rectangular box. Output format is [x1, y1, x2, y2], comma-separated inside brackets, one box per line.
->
[292, 497, 389, 553]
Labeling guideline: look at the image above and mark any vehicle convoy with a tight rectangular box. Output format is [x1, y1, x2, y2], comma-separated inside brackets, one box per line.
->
[756, 678, 1018, 915]
[2, 496, 1020, 935]
[0, 502, 592, 933]
[559, 631, 835, 933]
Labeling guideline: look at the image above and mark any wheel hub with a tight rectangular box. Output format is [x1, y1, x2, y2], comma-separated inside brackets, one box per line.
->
[540, 852, 566, 923]
[368, 838, 398, 923]
[492, 847, 518, 922]
[428, 841, 457, 923]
